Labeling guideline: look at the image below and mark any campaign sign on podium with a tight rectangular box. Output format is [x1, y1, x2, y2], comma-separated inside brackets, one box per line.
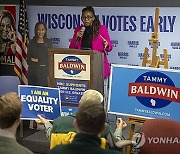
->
[55, 79, 88, 105]
[18, 85, 61, 121]
[48, 48, 104, 106]
[108, 64, 180, 122]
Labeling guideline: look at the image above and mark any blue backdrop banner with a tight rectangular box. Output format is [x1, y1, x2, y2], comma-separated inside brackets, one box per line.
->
[20, 6, 180, 70]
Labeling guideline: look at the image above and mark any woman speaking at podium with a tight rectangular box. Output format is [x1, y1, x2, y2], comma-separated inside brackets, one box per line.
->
[69, 6, 113, 107]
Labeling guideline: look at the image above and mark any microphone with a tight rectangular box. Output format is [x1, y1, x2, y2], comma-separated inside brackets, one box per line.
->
[76, 27, 85, 43]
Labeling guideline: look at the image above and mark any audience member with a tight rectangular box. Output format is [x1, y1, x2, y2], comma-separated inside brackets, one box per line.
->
[114, 118, 127, 141]
[36, 90, 114, 148]
[0, 92, 33, 154]
[37, 90, 136, 151]
[48, 101, 121, 154]
[114, 118, 136, 149]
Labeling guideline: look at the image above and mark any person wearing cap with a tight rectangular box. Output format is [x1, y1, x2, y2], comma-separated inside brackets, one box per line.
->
[36, 89, 111, 145]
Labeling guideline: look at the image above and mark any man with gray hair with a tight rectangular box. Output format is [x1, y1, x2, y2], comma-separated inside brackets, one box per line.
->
[0, 92, 33, 154]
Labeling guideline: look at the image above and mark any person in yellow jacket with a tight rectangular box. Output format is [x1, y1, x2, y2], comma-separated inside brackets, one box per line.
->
[36, 90, 112, 148]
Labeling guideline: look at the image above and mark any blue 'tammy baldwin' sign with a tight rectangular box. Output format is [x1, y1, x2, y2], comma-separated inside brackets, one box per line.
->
[18, 85, 61, 121]
[108, 64, 180, 122]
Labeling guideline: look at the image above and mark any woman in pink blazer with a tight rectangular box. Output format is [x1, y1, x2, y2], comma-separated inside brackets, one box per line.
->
[69, 6, 113, 78]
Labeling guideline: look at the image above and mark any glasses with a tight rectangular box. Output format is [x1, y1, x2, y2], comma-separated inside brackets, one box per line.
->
[81, 16, 94, 20]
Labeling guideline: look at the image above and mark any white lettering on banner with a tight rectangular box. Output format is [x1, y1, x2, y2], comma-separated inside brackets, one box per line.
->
[58, 62, 86, 71]
[28, 104, 53, 113]
[130, 85, 178, 100]
[69, 87, 85, 91]
[143, 76, 167, 83]
[148, 137, 180, 144]
[61, 112, 70, 116]
[135, 108, 171, 117]
[72, 91, 84, 95]
[21, 95, 58, 104]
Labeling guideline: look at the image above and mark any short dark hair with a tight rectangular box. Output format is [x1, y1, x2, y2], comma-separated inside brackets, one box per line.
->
[76, 102, 105, 135]
[0, 92, 22, 129]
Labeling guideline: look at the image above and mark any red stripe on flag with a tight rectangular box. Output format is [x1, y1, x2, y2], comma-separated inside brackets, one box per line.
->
[14, 64, 21, 73]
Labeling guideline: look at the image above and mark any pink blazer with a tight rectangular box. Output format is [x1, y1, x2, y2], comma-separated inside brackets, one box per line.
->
[69, 25, 113, 78]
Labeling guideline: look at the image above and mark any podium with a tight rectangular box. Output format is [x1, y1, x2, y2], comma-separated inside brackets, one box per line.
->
[48, 48, 104, 107]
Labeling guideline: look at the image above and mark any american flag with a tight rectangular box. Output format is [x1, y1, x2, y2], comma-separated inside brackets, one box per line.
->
[14, 0, 29, 85]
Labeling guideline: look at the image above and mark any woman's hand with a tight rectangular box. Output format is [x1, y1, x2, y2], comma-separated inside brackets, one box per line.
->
[76, 28, 85, 41]
[100, 35, 109, 49]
